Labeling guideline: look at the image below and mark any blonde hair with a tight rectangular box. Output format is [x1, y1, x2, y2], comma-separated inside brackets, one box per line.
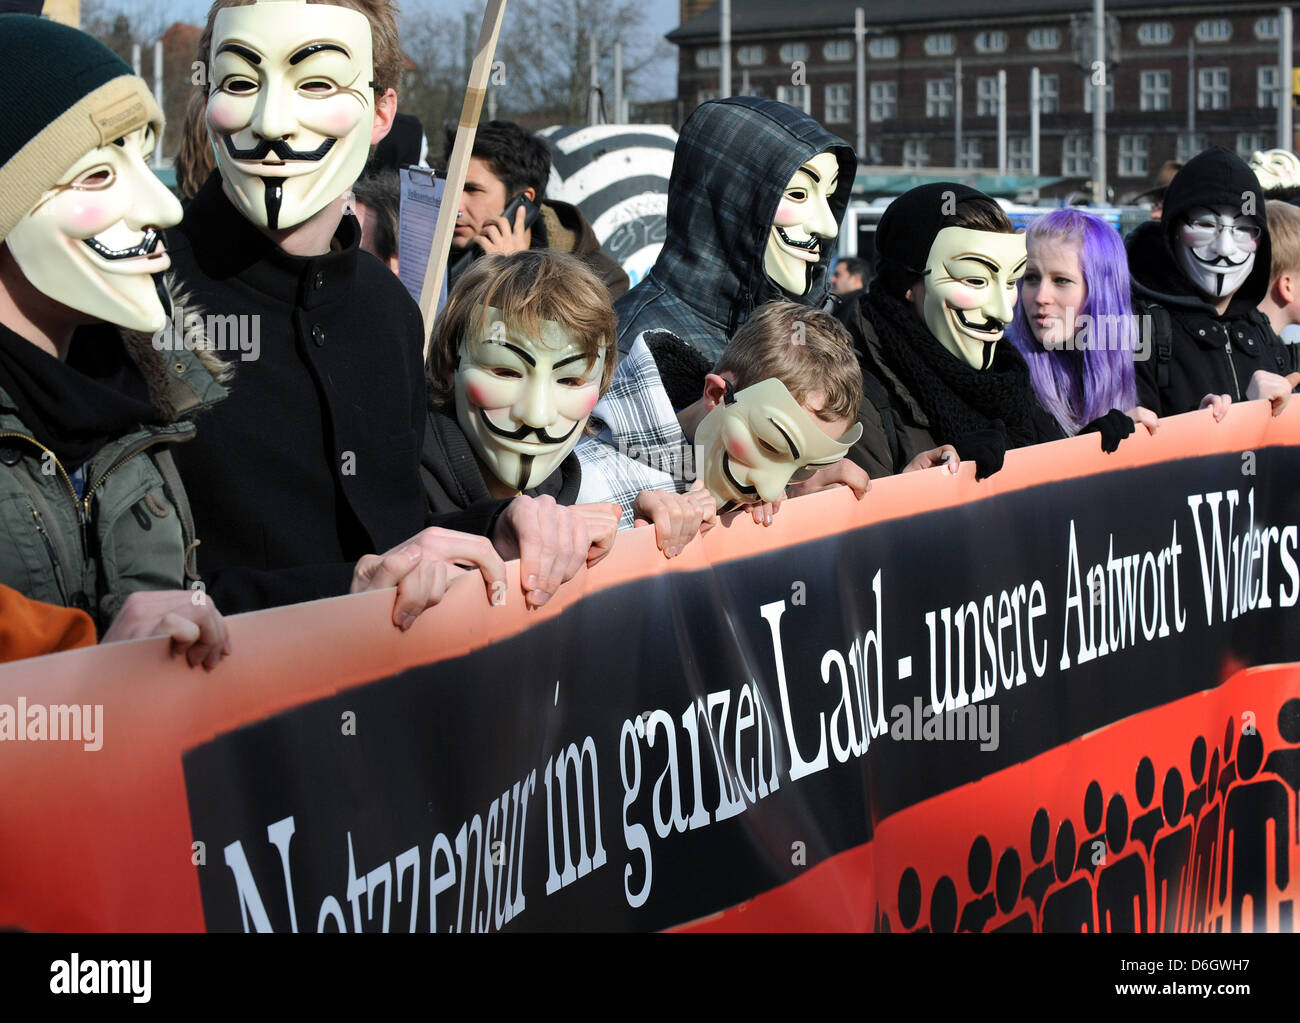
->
[428, 251, 618, 407]
[1268, 199, 1300, 281]
[196, 0, 404, 96]
[713, 302, 862, 422]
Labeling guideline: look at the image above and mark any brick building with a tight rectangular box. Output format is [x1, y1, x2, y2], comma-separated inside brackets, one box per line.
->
[668, 1, 1297, 200]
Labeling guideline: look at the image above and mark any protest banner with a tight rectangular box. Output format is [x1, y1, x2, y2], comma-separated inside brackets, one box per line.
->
[1, 403, 1297, 932]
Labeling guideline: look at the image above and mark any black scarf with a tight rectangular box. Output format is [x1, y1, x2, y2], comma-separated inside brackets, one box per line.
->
[421, 403, 581, 513]
[0, 322, 160, 469]
[864, 288, 1048, 450]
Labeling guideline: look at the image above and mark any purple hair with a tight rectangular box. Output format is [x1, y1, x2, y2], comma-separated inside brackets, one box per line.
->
[1007, 209, 1138, 435]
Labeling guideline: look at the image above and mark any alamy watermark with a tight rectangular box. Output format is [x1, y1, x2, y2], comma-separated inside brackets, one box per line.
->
[1040, 313, 1154, 362]
[152, 305, 261, 362]
[0, 697, 102, 751]
[889, 696, 999, 752]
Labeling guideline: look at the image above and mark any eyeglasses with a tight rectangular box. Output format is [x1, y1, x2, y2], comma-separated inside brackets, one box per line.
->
[1184, 215, 1261, 246]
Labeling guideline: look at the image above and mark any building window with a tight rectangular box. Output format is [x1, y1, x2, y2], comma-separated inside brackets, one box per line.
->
[1238, 132, 1270, 158]
[1256, 17, 1280, 41]
[1176, 132, 1207, 163]
[1197, 68, 1229, 110]
[1259, 66, 1281, 108]
[869, 81, 897, 121]
[1038, 74, 1059, 114]
[956, 138, 983, 169]
[1062, 134, 1090, 176]
[779, 42, 808, 64]
[1137, 22, 1173, 46]
[1082, 76, 1114, 113]
[976, 76, 998, 116]
[736, 45, 765, 66]
[777, 84, 809, 110]
[1027, 27, 1061, 51]
[1195, 19, 1232, 44]
[903, 138, 930, 168]
[823, 40, 852, 62]
[975, 30, 1007, 54]
[824, 83, 852, 123]
[1139, 70, 1172, 111]
[926, 78, 954, 117]
[868, 36, 899, 60]
[867, 142, 884, 165]
[1008, 136, 1032, 172]
[924, 33, 955, 57]
[695, 48, 720, 69]
[1118, 135, 1148, 177]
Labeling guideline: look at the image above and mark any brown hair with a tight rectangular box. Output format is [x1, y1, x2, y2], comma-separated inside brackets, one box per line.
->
[949, 195, 1015, 234]
[713, 302, 862, 423]
[1268, 199, 1300, 280]
[174, 89, 216, 199]
[196, 0, 404, 97]
[428, 251, 618, 407]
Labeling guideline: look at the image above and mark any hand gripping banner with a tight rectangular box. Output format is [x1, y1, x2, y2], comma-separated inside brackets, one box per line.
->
[1, 403, 1298, 932]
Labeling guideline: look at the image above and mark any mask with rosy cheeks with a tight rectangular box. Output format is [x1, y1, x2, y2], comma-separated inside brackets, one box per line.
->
[1174, 205, 1259, 299]
[692, 377, 862, 509]
[764, 151, 841, 297]
[453, 308, 606, 492]
[5, 122, 182, 334]
[207, 0, 375, 230]
[920, 227, 1027, 370]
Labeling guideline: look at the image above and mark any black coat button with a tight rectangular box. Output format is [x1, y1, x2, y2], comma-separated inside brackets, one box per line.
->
[313, 272, 325, 290]
[312, 324, 325, 347]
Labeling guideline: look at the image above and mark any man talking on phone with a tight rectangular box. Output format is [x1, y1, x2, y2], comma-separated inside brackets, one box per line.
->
[448, 120, 629, 297]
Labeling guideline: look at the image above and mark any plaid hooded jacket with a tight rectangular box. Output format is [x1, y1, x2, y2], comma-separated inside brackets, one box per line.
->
[613, 97, 856, 364]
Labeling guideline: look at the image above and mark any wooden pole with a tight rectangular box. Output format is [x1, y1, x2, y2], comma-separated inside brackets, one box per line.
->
[420, 0, 509, 362]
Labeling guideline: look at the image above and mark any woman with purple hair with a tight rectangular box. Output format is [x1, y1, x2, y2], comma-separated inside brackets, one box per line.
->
[1008, 209, 1159, 438]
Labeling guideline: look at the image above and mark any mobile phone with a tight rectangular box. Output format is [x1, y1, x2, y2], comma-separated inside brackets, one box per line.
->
[500, 191, 541, 231]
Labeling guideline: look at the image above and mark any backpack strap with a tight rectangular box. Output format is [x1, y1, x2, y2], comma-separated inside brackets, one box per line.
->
[1148, 303, 1174, 391]
[153, 447, 201, 583]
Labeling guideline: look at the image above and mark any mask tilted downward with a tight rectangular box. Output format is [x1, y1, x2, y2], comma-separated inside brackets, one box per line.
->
[920, 227, 1027, 370]
[764, 150, 841, 297]
[454, 308, 606, 493]
[693, 377, 862, 510]
[206, 0, 376, 231]
[5, 120, 183, 335]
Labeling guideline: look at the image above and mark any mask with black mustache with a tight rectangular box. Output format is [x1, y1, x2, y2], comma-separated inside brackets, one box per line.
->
[919, 227, 1027, 370]
[1174, 205, 1258, 299]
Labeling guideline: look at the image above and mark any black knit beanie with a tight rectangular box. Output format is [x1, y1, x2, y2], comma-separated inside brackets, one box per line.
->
[873, 182, 990, 299]
[0, 14, 162, 241]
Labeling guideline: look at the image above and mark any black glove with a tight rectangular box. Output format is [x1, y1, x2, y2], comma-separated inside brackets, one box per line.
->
[1079, 408, 1136, 454]
[952, 427, 1007, 481]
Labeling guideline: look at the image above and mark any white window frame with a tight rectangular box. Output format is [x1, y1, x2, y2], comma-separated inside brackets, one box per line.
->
[824, 83, 852, 124]
[975, 30, 1007, 54]
[1038, 74, 1060, 114]
[1083, 76, 1115, 113]
[779, 42, 808, 63]
[736, 45, 765, 67]
[1139, 70, 1172, 111]
[1027, 27, 1061, 51]
[956, 137, 983, 169]
[1259, 66, 1281, 109]
[1256, 17, 1280, 41]
[1118, 135, 1148, 178]
[1195, 19, 1232, 44]
[776, 84, 809, 111]
[695, 48, 721, 69]
[926, 78, 954, 118]
[868, 36, 899, 60]
[1137, 22, 1173, 47]
[1197, 67, 1230, 111]
[1062, 134, 1090, 176]
[869, 80, 896, 121]
[1008, 137, 1032, 173]
[903, 138, 930, 168]
[976, 76, 998, 116]
[823, 39, 852, 62]
[1237, 132, 1270, 158]
[1176, 132, 1207, 163]
[924, 33, 955, 57]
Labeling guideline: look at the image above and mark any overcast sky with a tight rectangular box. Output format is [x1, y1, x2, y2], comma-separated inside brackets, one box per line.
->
[100, 0, 682, 99]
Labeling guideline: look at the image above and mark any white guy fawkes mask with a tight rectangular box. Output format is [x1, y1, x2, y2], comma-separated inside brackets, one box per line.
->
[921, 227, 1027, 370]
[207, 0, 375, 230]
[454, 308, 606, 492]
[764, 151, 840, 297]
[1174, 205, 1260, 300]
[5, 121, 182, 334]
[693, 377, 862, 509]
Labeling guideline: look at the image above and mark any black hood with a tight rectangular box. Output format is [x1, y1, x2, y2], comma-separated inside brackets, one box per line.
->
[1132, 146, 1272, 311]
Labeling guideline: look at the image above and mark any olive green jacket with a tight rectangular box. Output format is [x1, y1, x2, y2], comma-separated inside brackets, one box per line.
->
[0, 319, 228, 633]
